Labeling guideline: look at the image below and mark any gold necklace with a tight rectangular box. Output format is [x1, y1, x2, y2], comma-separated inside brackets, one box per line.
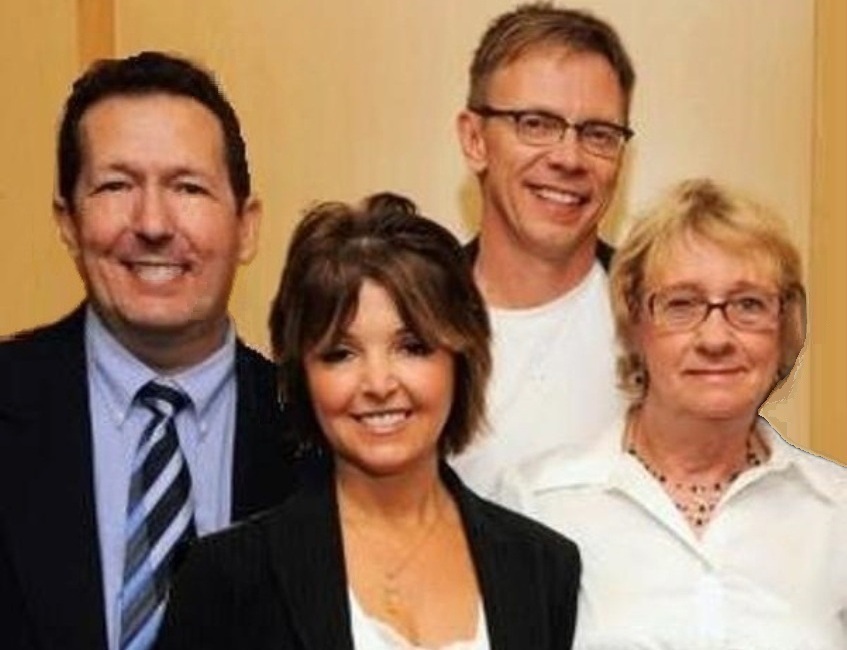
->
[340, 491, 445, 616]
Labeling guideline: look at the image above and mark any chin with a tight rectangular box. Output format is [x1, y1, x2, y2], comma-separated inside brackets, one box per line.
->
[345, 450, 431, 479]
[688, 402, 756, 422]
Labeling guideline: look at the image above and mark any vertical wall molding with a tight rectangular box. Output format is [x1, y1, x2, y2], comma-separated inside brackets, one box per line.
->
[810, 0, 847, 462]
[77, 0, 115, 68]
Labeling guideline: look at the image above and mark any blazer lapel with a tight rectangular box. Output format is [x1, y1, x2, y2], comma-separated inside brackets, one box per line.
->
[4, 307, 108, 649]
[443, 464, 527, 650]
[263, 462, 354, 650]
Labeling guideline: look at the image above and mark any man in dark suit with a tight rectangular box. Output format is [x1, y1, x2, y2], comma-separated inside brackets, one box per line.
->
[452, 4, 636, 495]
[0, 51, 297, 650]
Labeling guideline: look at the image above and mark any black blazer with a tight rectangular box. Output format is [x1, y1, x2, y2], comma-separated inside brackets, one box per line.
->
[0, 306, 298, 650]
[157, 459, 581, 650]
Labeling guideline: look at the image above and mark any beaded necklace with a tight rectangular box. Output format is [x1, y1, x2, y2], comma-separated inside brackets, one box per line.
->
[626, 419, 767, 531]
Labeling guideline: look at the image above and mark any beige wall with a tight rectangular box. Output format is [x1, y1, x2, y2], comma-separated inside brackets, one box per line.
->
[810, 0, 847, 462]
[114, 0, 818, 448]
[0, 1, 83, 332]
[2, 1, 843, 459]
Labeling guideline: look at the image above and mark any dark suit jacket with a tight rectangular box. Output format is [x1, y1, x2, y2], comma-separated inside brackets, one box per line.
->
[157, 459, 581, 650]
[0, 306, 298, 650]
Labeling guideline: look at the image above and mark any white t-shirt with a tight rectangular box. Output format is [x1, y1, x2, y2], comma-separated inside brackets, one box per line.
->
[499, 417, 847, 650]
[451, 263, 625, 497]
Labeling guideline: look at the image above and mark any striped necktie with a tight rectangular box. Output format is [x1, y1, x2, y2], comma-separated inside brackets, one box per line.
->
[120, 381, 195, 650]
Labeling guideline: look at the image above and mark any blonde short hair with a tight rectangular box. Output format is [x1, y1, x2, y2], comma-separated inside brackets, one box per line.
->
[467, 2, 635, 118]
[609, 178, 807, 404]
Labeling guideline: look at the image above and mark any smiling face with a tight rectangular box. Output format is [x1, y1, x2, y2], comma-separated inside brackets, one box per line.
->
[459, 45, 626, 272]
[55, 93, 259, 370]
[636, 233, 781, 424]
[304, 281, 456, 479]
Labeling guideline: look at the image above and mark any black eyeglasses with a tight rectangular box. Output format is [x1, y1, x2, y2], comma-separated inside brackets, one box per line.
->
[646, 288, 783, 332]
[470, 105, 634, 159]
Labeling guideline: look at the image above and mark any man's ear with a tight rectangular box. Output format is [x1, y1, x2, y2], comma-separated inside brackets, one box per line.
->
[53, 197, 81, 257]
[236, 196, 262, 264]
[457, 110, 489, 174]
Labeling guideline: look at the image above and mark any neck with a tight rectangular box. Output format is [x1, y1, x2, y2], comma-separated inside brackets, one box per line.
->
[103, 313, 230, 374]
[631, 403, 758, 481]
[473, 229, 596, 309]
[335, 456, 444, 526]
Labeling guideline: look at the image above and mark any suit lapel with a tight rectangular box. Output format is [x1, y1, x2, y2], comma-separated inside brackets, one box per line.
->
[5, 307, 108, 649]
[264, 461, 354, 650]
[230, 342, 297, 521]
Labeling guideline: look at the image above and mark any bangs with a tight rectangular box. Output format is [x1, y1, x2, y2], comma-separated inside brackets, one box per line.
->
[297, 258, 365, 352]
[300, 249, 466, 356]
[635, 179, 801, 294]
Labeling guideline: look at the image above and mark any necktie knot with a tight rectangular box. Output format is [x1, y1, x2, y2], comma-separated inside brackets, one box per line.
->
[137, 381, 189, 417]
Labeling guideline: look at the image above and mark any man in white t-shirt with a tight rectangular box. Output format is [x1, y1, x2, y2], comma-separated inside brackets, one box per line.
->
[453, 3, 636, 495]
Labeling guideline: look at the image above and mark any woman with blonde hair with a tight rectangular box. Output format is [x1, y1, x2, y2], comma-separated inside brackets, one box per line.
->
[502, 178, 847, 649]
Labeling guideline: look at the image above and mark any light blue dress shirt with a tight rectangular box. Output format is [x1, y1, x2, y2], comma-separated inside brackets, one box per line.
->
[85, 307, 237, 650]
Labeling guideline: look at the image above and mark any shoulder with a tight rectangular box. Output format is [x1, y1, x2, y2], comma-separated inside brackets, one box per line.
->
[234, 339, 282, 414]
[0, 308, 83, 362]
[0, 309, 85, 408]
[458, 483, 582, 619]
[176, 505, 287, 588]
[790, 446, 847, 507]
[235, 339, 276, 378]
[162, 508, 293, 648]
[476, 490, 579, 557]
[178, 464, 333, 579]
[233, 338, 286, 423]
[497, 419, 625, 507]
[448, 466, 580, 564]
[760, 419, 847, 501]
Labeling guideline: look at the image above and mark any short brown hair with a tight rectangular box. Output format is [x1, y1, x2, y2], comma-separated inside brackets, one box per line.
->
[467, 2, 636, 117]
[58, 51, 251, 215]
[610, 178, 807, 404]
[269, 193, 491, 456]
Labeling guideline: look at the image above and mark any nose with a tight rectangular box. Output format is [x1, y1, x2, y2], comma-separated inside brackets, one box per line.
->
[694, 307, 736, 356]
[361, 353, 399, 398]
[132, 186, 174, 243]
[545, 125, 585, 170]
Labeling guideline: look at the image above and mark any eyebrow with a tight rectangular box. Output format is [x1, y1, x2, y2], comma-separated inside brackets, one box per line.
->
[657, 280, 776, 293]
[514, 107, 624, 124]
[89, 160, 214, 178]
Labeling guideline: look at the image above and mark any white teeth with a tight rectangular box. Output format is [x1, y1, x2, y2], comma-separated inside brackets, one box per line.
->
[535, 187, 583, 205]
[358, 411, 408, 431]
[131, 264, 184, 284]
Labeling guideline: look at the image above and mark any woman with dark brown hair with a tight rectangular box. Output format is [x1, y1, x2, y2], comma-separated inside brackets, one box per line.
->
[158, 193, 580, 650]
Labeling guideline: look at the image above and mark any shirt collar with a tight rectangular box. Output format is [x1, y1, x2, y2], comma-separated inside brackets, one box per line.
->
[168, 327, 236, 422]
[85, 306, 236, 425]
[526, 417, 626, 494]
[526, 415, 841, 505]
